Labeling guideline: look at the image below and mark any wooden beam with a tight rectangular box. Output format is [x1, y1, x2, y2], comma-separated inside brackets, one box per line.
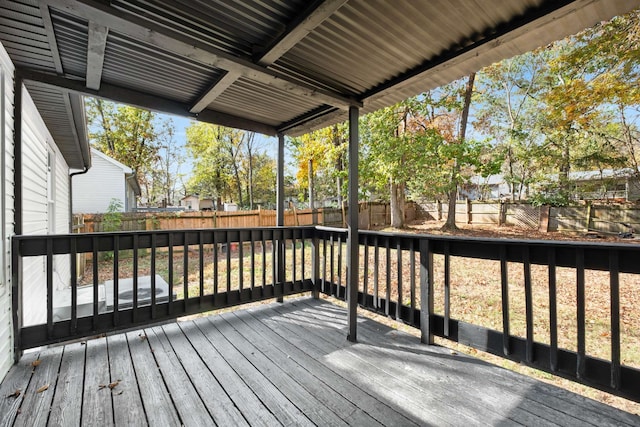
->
[38, 4, 64, 74]
[189, 71, 236, 114]
[190, 0, 348, 113]
[18, 68, 278, 136]
[86, 21, 108, 90]
[255, 0, 348, 66]
[41, 0, 360, 110]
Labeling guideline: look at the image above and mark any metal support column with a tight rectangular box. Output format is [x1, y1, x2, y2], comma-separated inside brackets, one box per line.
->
[347, 106, 359, 342]
[276, 132, 285, 303]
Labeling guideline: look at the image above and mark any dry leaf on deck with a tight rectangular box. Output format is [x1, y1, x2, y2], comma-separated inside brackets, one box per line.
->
[6, 389, 20, 398]
[36, 385, 49, 393]
[108, 380, 120, 389]
[31, 360, 41, 368]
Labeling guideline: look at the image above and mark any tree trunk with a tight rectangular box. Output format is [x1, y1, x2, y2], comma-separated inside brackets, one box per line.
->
[443, 72, 475, 231]
[308, 159, 314, 209]
[390, 180, 405, 228]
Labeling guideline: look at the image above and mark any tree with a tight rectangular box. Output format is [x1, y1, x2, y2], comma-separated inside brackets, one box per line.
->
[86, 98, 178, 205]
[185, 122, 276, 208]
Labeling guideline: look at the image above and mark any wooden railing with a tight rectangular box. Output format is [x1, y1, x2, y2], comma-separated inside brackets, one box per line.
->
[12, 225, 640, 402]
[316, 227, 640, 403]
[13, 227, 317, 349]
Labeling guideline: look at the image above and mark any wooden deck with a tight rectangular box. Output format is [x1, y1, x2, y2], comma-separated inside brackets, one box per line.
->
[1, 298, 638, 426]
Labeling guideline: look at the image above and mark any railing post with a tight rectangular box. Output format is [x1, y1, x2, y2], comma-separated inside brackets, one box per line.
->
[11, 237, 22, 361]
[419, 239, 434, 345]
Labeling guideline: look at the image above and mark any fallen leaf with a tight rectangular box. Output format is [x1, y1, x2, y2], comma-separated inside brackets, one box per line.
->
[36, 385, 49, 393]
[31, 360, 41, 368]
[6, 389, 20, 398]
[108, 380, 120, 389]
[98, 384, 106, 390]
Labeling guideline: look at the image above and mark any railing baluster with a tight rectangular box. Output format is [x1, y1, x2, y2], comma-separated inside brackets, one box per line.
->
[183, 233, 189, 310]
[168, 233, 174, 315]
[576, 248, 586, 379]
[330, 234, 335, 297]
[420, 239, 434, 345]
[292, 234, 297, 284]
[46, 239, 53, 339]
[151, 233, 157, 319]
[548, 247, 558, 372]
[133, 234, 139, 322]
[250, 231, 256, 291]
[92, 236, 99, 330]
[337, 235, 343, 299]
[610, 250, 621, 390]
[113, 235, 119, 327]
[238, 232, 244, 293]
[271, 231, 276, 288]
[70, 237, 77, 334]
[261, 232, 266, 288]
[301, 234, 306, 282]
[396, 240, 402, 320]
[385, 237, 391, 317]
[374, 235, 379, 310]
[410, 241, 416, 326]
[213, 232, 219, 296]
[226, 230, 232, 300]
[523, 245, 533, 364]
[363, 236, 369, 306]
[444, 241, 450, 337]
[322, 233, 327, 293]
[199, 231, 205, 302]
[500, 245, 510, 355]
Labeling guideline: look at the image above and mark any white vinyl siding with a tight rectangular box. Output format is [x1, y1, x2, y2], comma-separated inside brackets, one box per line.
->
[21, 88, 70, 326]
[0, 43, 14, 382]
[72, 150, 128, 213]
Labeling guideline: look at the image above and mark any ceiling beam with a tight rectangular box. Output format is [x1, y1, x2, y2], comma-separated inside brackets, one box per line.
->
[86, 21, 108, 90]
[18, 68, 278, 136]
[189, 0, 348, 113]
[38, 3, 64, 74]
[41, 0, 360, 110]
[255, 0, 348, 66]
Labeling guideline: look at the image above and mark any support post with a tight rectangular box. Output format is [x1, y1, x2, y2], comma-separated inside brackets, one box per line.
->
[276, 133, 285, 302]
[347, 106, 359, 342]
[12, 74, 23, 361]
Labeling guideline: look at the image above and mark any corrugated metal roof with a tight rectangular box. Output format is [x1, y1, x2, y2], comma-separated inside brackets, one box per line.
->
[1, 0, 639, 160]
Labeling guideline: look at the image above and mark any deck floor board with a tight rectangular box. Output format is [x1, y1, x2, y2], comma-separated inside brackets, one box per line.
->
[2, 297, 639, 426]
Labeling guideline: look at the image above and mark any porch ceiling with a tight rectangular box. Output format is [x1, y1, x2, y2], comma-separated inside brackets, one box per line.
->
[1, 0, 639, 169]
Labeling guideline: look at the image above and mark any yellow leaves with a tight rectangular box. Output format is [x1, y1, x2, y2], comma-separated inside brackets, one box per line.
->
[31, 359, 41, 368]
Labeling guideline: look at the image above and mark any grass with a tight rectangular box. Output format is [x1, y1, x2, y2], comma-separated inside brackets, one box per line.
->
[78, 236, 640, 414]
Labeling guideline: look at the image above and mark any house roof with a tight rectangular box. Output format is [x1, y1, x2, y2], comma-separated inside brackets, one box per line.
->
[90, 147, 133, 174]
[2, 0, 638, 146]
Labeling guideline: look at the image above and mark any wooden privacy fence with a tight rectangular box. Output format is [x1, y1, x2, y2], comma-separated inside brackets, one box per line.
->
[417, 201, 640, 234]
[77, 202, 417, 233]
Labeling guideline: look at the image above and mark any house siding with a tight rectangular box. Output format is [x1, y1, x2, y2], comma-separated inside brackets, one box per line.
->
[72, 152, 127, 213]
[21, 88, 70, 326]
[0, 43, 14, 382]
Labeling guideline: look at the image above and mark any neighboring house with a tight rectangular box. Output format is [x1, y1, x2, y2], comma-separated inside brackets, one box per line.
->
[180, 194, 200, 211]
[199, 198, 215, 211]
[459, 175, 512, 201]
[0, 42, 92, 379]
[566, 169, 640, 202]
[72, 148, 141, 213]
